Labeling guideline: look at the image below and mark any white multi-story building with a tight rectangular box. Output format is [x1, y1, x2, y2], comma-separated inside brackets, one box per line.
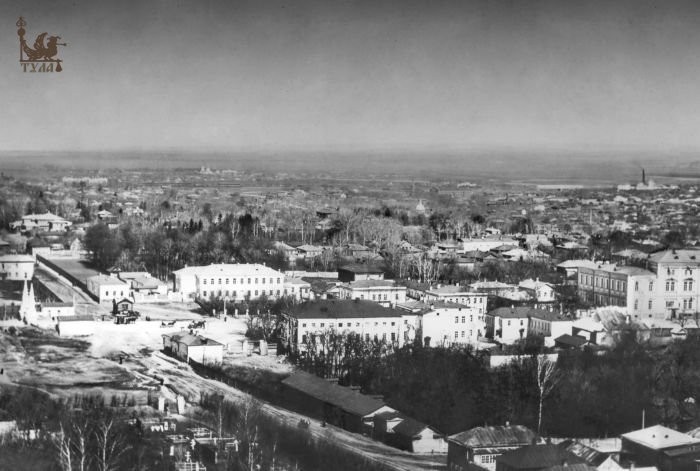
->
[172, 263, 287, 301]
[398, 301, 486, 347]
[648, 249, 700, 319]
[338, 280, 407, 307]
[485, 306, 531, 344]
[408, 284, 487, 313]
[577, 250, 700, 320]
[0, 254, 35, 280]
[285, 299, 407, 348]
[518, 279, 556, 303]
[527, 309, 573, 346]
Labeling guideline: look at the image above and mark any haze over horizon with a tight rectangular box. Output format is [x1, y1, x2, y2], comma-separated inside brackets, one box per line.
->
[3, 0, 700, 156]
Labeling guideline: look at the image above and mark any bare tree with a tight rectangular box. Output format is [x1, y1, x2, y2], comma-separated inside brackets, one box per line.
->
[54, 423, 73, 471]
[536, 354, 558, 434]
[73, 421, 89, 471]
[94, 419, 129, 471]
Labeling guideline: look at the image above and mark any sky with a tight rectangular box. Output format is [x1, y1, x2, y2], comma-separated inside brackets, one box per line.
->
[2, 0, 700, 154]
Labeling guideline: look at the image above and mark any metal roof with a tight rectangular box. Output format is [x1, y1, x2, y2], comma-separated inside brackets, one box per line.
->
[622, 425, 700, 451]
[290, 299, 402, 319]
[448, 425, 537, 448]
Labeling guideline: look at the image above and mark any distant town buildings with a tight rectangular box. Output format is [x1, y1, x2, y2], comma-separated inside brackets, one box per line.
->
[10, 212, 71, 233]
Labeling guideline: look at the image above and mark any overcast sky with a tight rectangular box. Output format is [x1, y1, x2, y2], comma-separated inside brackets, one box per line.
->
[2, 0, 700, 154]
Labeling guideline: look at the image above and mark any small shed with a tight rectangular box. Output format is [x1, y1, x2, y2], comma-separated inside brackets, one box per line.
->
[392, 417, 447, 454]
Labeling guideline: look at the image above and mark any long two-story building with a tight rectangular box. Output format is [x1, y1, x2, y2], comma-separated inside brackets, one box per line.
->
[284, 299, 408, 349]
[173, 263, 287, 301]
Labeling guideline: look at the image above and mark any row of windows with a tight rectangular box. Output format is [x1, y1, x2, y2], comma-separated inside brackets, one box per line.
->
[662, 279, 695, 292]
[454, 315, 476, 323]
[201, 289, 286, 298]
[454, 330, 473, 339]
[303, 332, 396, 343]
[347, 293, 400, 301]
[202, 277, 281, 285]
[301, 320, 396, 328]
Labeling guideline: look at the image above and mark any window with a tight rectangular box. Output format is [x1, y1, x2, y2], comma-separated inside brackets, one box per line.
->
[649, 281, 653, 291]
[634, 300, 638, 310]
[277, 278, 281, 284]
[225, 278, 229, 284]
[211, 278, 214, 285]
[247, 278, 251, 284]
[262, 278, 265, 284]
[233, 290, 237, 298]
[507, 320, 511, 326]
[391, 332, 396, 342]
[454, 331, 459, 339]
[462, 316, 466, 323]
[255, 278, 258, 283]
[461, 331, 465, 338]
[666, 279, 676, 291]
[302, 334, 308, 343]
[218, 278, 221, 285]
[648, 300, 652, 310]
[233, 278, 236, 284]
[455, 316, 459, 324]
[254, 290, 258, 296]
[685, 279, 694, 291]
[635, 281, 639, 291]
[391, 322, 395, 326]
[203, 279, 207, 285]
[203, 290, 207, 297]
[270, 278, 274, 284]
[320, 323, 325, 327]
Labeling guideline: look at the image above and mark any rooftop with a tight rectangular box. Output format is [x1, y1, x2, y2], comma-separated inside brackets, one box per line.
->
[290, 299, 402, 319]
[488, 306, 560, 320]
[167, 333, 222, 347]
[0, 254, 35, 263]
[87, 275, 128, 285]
[174, 263, 285, 278]
[649, 249, 700, 265]
[392, 417, 435, 438]
[341, 280, 400, 289]
[282, 370, 388, 417]
[338, 264, 384, 274]
[621, 425, 700, 450]
[496, 444, 585, 469]
[448, 425, 537, 448]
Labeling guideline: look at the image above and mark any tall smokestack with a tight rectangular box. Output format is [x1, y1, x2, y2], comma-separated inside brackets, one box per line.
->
[642, 168, 646, 185]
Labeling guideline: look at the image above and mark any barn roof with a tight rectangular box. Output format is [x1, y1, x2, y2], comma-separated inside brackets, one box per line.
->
[282, 370, 389, 417]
